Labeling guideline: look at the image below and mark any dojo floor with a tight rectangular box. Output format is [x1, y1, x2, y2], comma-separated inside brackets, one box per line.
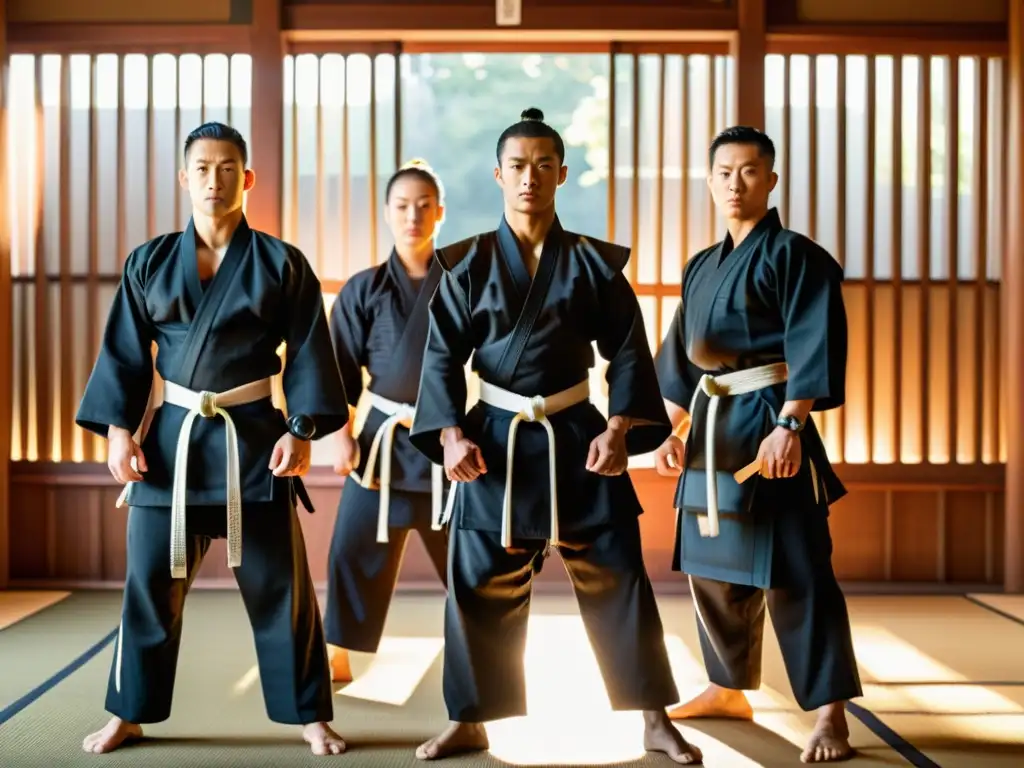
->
[1, 589, 1022, 767]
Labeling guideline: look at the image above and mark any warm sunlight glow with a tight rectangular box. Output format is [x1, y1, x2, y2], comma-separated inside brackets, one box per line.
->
[853, 625, 1024, 744]
[338, 636, 444, 706]
[486, 616, 768, 767]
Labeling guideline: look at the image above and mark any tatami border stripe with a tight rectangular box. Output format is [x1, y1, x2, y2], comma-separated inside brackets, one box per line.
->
[846, 701, 942, 768]
[0, 626, 118, 727]
[964, 594, 1024, 628]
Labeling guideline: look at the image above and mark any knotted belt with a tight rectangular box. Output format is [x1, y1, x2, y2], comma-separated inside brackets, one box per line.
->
[115, 377, 274, 579]
[350, 392, 444, 544]
[443, 379, 591, 548]
[684, 362, 789, 539]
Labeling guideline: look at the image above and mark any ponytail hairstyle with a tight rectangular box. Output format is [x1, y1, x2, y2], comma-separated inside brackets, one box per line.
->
[495, 107, 566, 165]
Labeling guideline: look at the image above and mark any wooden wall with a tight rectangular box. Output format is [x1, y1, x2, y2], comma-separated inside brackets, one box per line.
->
[7, 462, 1006, 590]
[1, 0, 1020, 592]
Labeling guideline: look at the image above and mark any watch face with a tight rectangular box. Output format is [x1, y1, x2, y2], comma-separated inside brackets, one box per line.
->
[778, 416, 802, 432]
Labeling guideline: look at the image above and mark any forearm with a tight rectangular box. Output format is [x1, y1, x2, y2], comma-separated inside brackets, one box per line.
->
[664, 399, 690, 438]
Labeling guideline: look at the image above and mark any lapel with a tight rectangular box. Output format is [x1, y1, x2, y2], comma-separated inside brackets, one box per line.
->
[385, 251, 442, 377]
[708, 207, 781, 303]
[497, 216, 534, 303]
[491, 215, 563, 388]
[386, 248, 425, 336]
[174, 215, 253, 387]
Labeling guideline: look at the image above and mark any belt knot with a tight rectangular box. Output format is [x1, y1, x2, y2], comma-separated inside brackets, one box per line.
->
[520, 395, 547, 422]
[699, 374, 727, 398]
[198, 391, 219, 418]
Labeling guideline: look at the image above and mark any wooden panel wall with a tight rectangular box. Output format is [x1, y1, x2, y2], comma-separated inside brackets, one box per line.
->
[7, 463, 1006, 589]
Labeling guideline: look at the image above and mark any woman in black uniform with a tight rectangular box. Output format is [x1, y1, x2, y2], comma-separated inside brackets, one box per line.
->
[324, 159, 450, 681]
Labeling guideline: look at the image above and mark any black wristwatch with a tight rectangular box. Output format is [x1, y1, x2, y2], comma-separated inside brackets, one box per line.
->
[776, 415, 804, 433]
[287, 413, 317, 441]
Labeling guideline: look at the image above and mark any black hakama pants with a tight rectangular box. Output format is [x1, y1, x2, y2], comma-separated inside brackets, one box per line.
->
[688, 477, 863, 711]
[323, 480, 448, 652]
[443, 517, 680, 723]
[105, 499, 333, 725]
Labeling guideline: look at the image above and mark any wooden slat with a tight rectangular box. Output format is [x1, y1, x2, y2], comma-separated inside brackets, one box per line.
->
[340, 56, 350, 278]
[392, 44, 402, 174]
[368, 55, 378, 265]
[891, 56, 903, 464]
[199, 55, 207, 126]
[288, 56, 299, 244]
[116, 56, 126, 269]
[314, 56, 324, 275]
[766, 30, 1006, 58]
[247, 0, 285, 237]
[606, 50, 616, 244]
[781, 55, 791, 224]
[864, 56, 876, 463]
[946, 56, 959, 464]
[86, 55, 99, 461]
[973, 58, 989, 464]
[32, 57, 51, 461]
[917, 56, 931, 463]
[7, 23, 252, 54]
[146, 57, 156, 241]
[679, 55, 689, 264]
[652, 54, 666, 339]
[834, 55, 846, 462]
[58, 56, 73, 458]
[630, 53, 640, 284]
[705, 57, 716, 243]
[173, 57, 182, 233]
[999, 58, 1007, 462]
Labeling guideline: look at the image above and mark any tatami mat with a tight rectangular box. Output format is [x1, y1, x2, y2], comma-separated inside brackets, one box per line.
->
[0, 591, 120, 716]
[967, 594, 1024, 625]
[0, 590, 1020, 766]
[0, 590, 70, 631]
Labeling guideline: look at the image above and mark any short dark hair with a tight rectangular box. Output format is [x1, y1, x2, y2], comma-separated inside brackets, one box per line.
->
[496, 107, 566, 165]
[708, 126, 775, 170]
[385, 158, 445, 204]
[183, 122, 248, 166]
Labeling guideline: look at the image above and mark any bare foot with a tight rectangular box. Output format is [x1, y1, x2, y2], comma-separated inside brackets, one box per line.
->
[81, 717, 143, 754]
[415, 722, 489, 761]
[668, 684, 754, 721]
[801, 702, 853, 763]
[328, 644, 353, 683]
[643, 710, 703, 765]
[303, 722, 347, 756]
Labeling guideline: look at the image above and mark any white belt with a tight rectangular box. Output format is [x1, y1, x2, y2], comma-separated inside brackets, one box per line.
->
[116, 377, 274, 579]
[684, 362, 788, 539]
[443, 380, 590, 548]
[350, 392, 444, 544]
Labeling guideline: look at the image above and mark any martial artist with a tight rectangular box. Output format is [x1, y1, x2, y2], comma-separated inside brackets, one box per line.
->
[323, 159, 449, 682]
[76, 122, 349, 756]
[654, 125, 862, 763]
[408, 107, 701, 764]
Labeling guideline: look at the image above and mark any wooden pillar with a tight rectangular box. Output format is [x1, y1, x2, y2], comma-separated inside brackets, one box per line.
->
[0, 0, 11, 590]
[1007, 0, 1024, 593]
[247, 0, 284, 237]
[731, 0, 766, 129]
